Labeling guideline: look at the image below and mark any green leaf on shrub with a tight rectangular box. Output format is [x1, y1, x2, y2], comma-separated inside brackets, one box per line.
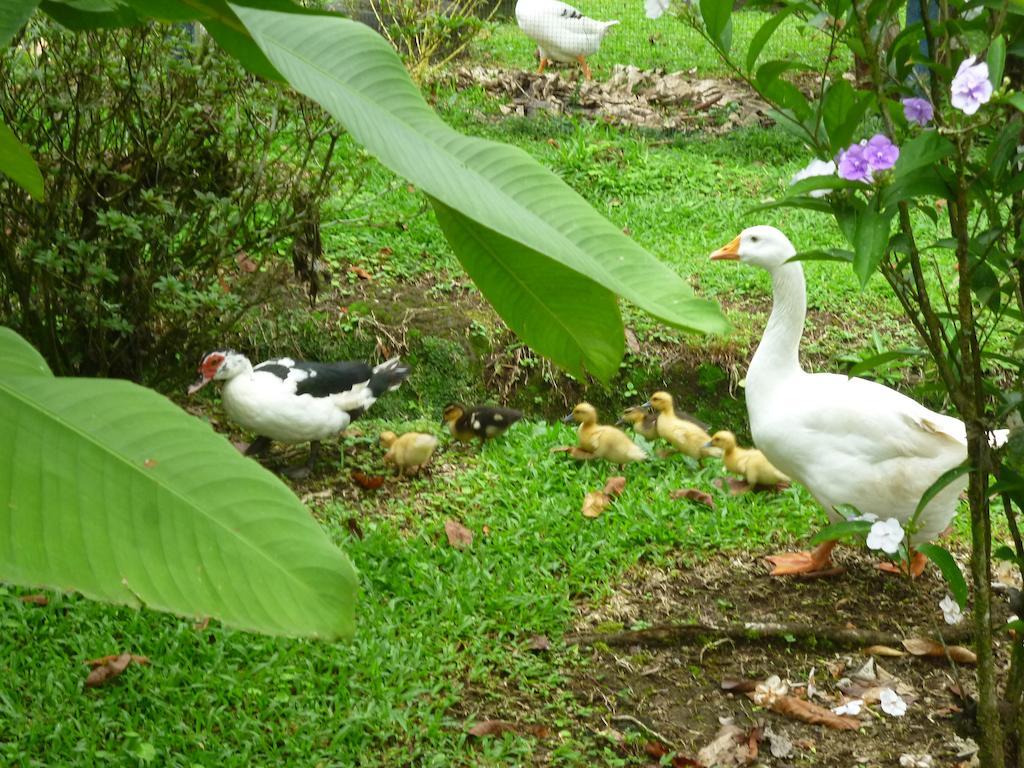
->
[786, 248, 854, 264]
[988, 36, 1006, 88]
[745, 6, 793, 74]
[821, 80, 872, 153]
[916, 543, 968, 609]
[0, 328, 51, 377]
[39, 0, 141, 29]
[1006, 93, 1024, 113]
[847, 348, 924, 377]
[912, 462, 971, 528]
[851, 202, 892, 286]
[0, 327, 358, 639]
[0, 0, 38, 46]
[232, 4, 728, 381]
[431, 199, 623, 379]
[810, 519, 873, 544]
[700, 0, 732, 51]
[894, 131, 954, 176]
[0, 119, 44, 201]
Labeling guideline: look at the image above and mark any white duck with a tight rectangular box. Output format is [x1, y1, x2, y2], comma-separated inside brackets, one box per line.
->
[710, 225, 1006, 576]
[514, 0, 619, 80]
[188, 350, 410, 478]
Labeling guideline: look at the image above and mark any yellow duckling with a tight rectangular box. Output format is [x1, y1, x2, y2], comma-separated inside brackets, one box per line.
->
[707, 430, 790, 488]
[565, 402, 647, 464]
[380, 430, 439, 476]
[645, 391, 718, 459]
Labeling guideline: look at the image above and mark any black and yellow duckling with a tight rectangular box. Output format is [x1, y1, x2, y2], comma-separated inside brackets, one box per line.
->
[564, 402, 647, 464]
[644, 391, 719, 460]
[617, 403, 709, 441]
[442, 403, 523, 444]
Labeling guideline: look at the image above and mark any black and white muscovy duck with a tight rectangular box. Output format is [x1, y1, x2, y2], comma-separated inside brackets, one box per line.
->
[188, 350, 410, 478]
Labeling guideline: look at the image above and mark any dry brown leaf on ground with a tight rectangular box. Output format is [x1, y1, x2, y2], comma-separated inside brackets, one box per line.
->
[582, 491, 611, 519]
[349, 265, 372, 281]
[234, 250, 258, 273]
[19, 594, 48, 606]
[604, 476, 627, 497]
[863, 644, 907, 657]
[643, 740, 703, 767]
[759, 695, 860, 730]
[671, 488, 716, 507]
[696, 723, 754, 766]
[444, 518, 473, 550]
[527, 634, 550, 652]
[902, 638, 977, 664]
[467, 720, 550, 739]
[84, 653, 142, 688]
[351, 471, 385, 490]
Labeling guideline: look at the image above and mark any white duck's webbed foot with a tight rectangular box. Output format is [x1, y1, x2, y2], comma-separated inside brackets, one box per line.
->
[765, 540, 838, 576]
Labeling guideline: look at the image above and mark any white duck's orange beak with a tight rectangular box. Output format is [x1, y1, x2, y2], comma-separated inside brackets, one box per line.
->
[710, 236, 741, 261]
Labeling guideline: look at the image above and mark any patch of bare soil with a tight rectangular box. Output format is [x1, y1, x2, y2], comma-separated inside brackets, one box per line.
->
[455, 65, 770, 133]
[566, 551, 1013, 767]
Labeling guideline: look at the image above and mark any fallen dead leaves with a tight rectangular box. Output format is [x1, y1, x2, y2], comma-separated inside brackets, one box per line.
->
[19, 593, 48, 606]
[455, 65, 771, 134]
[444, 518, 473, 550]
[581, 476, 627, 518]
[84, 653, 149, 688]
[671, 487, 715, 508]
[863, 637, 977, 664]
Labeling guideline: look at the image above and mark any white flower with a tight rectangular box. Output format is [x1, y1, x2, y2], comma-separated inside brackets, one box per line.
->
[832, 698, 863, 716]
[866, 518, 905, 554]
[645, 0, 671, 19]
[1009, 614, 1019, 625]
[752, 674, 788, 706]
[880, 687, 908, 717]
[790, 158, 836, 198]
[940, 595, 963, 625]
[951, 55, 993, 116]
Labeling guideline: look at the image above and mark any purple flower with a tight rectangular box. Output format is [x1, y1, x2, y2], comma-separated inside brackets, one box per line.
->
[864, 134, 900, 172]
[902, 97, 934, 126]
[951, 55, 993, 115]
[838, 143, 872, 182]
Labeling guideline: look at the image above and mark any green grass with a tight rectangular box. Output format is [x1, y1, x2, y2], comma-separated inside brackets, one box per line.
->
[2, 420, 822, 766]
[471, 5, 852, 80]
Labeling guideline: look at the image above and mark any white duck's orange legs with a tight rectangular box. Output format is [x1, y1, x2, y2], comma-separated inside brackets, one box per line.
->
[536, 57, 548, 74]
[766, 540, 838, 576]
[576, 54, 592, 80]
[876, 550, 928, 578]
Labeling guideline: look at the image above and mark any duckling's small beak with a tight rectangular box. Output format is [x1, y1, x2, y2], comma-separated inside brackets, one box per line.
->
[703, 440, 713, 448]
[562, 412, 576, 423]
[614, 417, 626, 426]
[710, 236, 741, 261]
[640, 400, 652, 409]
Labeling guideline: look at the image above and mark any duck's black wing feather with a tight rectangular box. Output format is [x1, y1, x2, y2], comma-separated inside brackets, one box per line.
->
[255, 358, 374, 399]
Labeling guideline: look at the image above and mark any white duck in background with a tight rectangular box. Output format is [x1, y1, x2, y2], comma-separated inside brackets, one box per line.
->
[710, 225, 1006, 576]
[189, 350, 410, 478]
[514, 0, 619, 80]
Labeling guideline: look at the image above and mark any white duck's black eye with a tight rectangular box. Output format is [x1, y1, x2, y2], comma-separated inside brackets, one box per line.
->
[750, 236, 759, 242]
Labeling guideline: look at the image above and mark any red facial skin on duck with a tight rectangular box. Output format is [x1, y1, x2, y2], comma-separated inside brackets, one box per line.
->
[188, 353, 225, 395]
